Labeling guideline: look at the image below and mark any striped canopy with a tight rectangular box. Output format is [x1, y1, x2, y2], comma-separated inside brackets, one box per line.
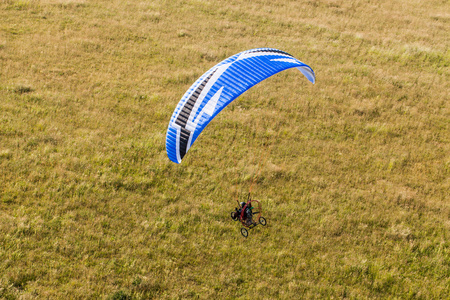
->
[166, 48, 315, 164]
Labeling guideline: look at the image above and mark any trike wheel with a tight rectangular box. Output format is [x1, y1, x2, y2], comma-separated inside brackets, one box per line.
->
[240, 228, 248, 238]
[259, 217, 267, 226]
[231, 211, 238, 221]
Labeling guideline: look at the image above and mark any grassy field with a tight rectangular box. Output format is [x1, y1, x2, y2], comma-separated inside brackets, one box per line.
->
[1, 0, 449, 298]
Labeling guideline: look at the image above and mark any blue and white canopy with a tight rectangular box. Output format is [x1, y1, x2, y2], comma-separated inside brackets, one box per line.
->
[166, 48, 315, 164]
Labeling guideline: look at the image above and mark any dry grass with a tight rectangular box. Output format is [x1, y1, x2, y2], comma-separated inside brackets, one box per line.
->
[1, 0, 449, 298]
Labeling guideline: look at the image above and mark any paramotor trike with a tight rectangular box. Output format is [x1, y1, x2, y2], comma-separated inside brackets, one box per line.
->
[231, 196, 267, 237]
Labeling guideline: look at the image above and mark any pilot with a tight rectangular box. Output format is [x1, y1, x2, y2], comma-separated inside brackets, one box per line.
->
[239, 202, 253, 225]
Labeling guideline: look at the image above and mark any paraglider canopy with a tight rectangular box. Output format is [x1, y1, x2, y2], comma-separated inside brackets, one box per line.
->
[166, 48, 315, 163]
